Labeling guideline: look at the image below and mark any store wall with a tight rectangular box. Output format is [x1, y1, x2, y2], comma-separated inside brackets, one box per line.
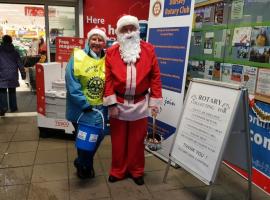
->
[83, 0, 149, 40]
[187, 0, 270, 195]
[0, 0, 78, 5]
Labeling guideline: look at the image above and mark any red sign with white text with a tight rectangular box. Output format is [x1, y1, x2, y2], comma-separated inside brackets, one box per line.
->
[55, 37, 85, 62]
[24, 6, 56, 17]
[24, 6, 44, 17]
[83, 0, 149, 40]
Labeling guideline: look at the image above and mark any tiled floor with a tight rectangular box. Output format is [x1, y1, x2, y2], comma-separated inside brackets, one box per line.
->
[0, 116, 269, 200]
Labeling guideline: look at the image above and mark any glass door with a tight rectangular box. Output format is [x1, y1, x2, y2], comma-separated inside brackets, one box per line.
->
[47, 6, 76, 62]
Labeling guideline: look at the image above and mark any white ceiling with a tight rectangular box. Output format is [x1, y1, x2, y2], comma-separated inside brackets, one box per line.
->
[0, 3, 75, 30]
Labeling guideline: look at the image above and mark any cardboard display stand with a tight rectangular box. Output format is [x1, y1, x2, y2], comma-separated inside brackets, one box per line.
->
[36, 62, 74, 135]
[163, 78, 252, 200]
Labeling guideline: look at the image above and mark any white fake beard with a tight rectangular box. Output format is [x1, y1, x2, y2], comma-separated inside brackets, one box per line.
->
[117, 31, 141, 64]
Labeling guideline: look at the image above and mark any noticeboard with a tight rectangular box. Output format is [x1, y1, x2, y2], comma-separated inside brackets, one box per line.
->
[171, 79, 242, 185]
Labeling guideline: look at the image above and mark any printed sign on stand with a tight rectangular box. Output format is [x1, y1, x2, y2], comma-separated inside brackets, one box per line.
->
[55, 37, 85, 62]
[164, 78, 253, 199]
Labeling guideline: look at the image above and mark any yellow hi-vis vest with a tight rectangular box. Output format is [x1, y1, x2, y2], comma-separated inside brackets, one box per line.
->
[73, 48, 105, 106]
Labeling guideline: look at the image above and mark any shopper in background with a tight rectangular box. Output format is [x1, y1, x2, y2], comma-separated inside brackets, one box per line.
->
[65, 28, 107, 179]
[0, 35, 26, 116]
[38, 36, 47, 63]
[103, 15, 162, 185]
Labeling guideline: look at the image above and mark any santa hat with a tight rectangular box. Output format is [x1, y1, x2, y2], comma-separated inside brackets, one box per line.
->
[87, 28, 107, 42]
[116, 15, 139, 34]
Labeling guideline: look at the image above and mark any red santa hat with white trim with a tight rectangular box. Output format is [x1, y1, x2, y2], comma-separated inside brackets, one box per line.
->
[87, 28, 107, 42]
[116, 15, 140, 34]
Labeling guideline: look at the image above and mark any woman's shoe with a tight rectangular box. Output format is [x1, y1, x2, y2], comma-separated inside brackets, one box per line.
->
[74, 159, 88, 179]
[10, 108, 18, 113]
[89, 168, 95, 178]
[0, 111, 5, 116]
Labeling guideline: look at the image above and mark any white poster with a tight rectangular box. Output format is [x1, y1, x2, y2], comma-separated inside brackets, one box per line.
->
[242, 66, 257, 95]
[256, 68, 270, 97]
[147, 0, 195, 160]
[171, 81, 240, 184]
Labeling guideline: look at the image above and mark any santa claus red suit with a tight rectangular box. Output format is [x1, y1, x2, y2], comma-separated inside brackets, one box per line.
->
[103, 15, 162, 185]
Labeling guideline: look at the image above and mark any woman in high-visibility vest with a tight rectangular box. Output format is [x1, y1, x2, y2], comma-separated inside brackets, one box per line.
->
[65, 28, 107, 179]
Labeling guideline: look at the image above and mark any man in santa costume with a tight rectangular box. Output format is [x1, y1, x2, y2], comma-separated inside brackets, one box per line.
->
[103, 15, 162, 185]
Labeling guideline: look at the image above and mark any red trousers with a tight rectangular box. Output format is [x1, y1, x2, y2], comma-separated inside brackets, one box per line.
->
[110, 117, 148, 178]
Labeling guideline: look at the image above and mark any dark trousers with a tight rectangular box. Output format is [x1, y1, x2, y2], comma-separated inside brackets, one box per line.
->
[0, 88, 17, 112]
[72, 122, 104, 170]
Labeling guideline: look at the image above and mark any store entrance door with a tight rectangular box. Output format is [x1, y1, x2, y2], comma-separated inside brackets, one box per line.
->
[0, 3, 77, 116]
[0, 3, 46, 115]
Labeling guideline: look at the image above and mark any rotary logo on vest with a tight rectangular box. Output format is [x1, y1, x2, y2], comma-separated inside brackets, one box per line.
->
[86, 76, 104, 99]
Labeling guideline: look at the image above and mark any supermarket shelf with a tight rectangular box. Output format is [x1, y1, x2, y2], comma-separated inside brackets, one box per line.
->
[195, 0, 223, 8]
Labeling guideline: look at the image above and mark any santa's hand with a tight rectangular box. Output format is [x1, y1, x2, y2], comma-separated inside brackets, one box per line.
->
[109, 105, 119, 118]
[149, 106, 159, 117]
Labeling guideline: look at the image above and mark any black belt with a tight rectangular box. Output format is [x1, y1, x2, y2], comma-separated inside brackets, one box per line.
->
[115, 90, 148, 100]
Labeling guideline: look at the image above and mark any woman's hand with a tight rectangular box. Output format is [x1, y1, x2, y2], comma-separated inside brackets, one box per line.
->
[109, 106, 119, 118]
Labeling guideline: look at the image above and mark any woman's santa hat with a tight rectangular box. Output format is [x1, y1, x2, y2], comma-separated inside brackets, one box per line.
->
[116, 15, 139, 34]
[87, 28, 107, 42]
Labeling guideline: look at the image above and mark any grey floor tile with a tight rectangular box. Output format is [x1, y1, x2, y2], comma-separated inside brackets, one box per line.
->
[17, 123, 38, 132]
[12, 131, 39, 141]
[0, 184, 29, 200]
[0, 133, 14, 142]
[0, 142, 9, 155]
[0, 152, 35, 168]
[101, 135, 111, 146]
[67, 140, 76, 149]
[99, 158, 111, 176]
[144, 170, 184, 192]
[0, 116, 269, 200]
[67, 146, 77, 162]
[186, 185, 232, 200]
[97, 144, 112, 159]
[7, 141, 38, 153]
[172, 168, 206, 188]
[108, 178, 152, 200]
[35, 148, 67, 164]
[0, 166, 32, 186]
[31, 163, 68, 183]
[0, 124, 18, 134]
[28, 180, 69, 200]
[69, 176, 110, 200]
[38, 139, 67, 151]
[145, 155, 167, 172]
[152, 188, 200, 200]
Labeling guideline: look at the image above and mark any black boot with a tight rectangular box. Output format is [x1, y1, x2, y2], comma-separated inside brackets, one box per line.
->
[132, 176, 144, 185]
[0, 110, 6, 116]
[74, 159, 88, 179]
[108, 175, 120, 183]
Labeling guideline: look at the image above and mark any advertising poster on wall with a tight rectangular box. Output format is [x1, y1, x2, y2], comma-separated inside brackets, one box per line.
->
[221, 63, 232, 83]
[83, 0, 150, 40]
[147, 0, 195, 160]
[255, 68, 270, 98]
[232, 27, 252, 46]
[231, 64, 243, 83]
[204, 32, 214, 54]
[249, 101, 270, 194]
[148, 27, 189, 93]
[242, 66, 257, 95]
